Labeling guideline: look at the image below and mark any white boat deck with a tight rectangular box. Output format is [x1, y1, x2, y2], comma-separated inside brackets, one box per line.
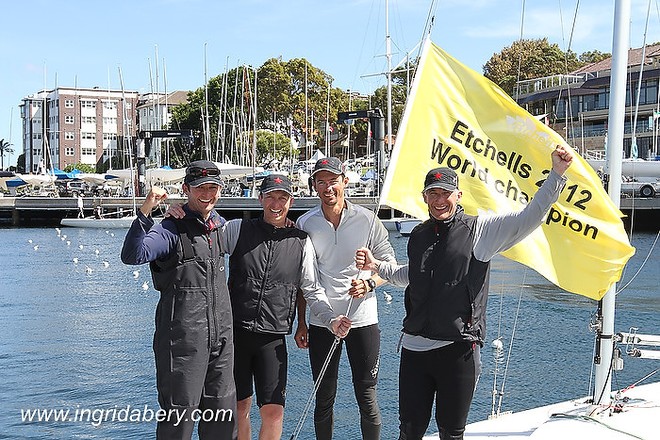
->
[421, 381, 660, 439]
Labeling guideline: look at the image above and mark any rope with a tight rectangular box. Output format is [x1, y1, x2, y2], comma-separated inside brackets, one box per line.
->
[495, 267, 528, 416]
[289, 297, 354, 440]
[616, 228, 660, 294]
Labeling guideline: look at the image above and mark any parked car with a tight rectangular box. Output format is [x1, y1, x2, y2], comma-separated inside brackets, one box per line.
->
[620, 176, 660, 198]
[55, 180, 88, 197]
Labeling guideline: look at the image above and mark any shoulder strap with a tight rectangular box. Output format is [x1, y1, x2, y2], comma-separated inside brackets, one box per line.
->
[171, 218, 198, 262]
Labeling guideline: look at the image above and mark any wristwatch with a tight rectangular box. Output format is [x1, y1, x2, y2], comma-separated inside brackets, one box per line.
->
[366, 278, 377, 292]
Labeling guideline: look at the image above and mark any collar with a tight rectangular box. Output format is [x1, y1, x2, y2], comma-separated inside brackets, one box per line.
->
[428, 204, 463, 228]
[182, 204, 225, 231]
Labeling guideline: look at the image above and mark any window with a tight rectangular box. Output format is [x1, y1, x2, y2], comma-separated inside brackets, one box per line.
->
[81, 100, 96, 109]
[103, 133, 118, 140]
[81, 132, 96, 140]
[82, 116, 96, 124]
[33, 133, 42, 140]
[65, 115, 74, 124]
[103, 117, 117, 125]
[65, 132, 75, 140]
[103, 101, 117, 110]
[65, 147, 74, 156]
[65, 99, 74, 108]
[81, 147, 96, 155]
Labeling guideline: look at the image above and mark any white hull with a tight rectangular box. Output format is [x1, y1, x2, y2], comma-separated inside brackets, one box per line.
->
[424, 381, 659, 439]
[587, 158, 660, 178]
[60, 216, 143, 228]
[395, 218, 421, 236]
[383, 217, 417, 231]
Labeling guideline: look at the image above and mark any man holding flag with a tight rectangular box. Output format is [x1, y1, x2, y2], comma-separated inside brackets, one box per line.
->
[355, 145, 574, 440]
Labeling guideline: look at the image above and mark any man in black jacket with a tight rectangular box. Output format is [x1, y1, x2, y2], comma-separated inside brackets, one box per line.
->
[167, 174, 351, 440]
[355, 146, 574, 440]
[227, 174, 351, 440]
[121, 160, 236, 440]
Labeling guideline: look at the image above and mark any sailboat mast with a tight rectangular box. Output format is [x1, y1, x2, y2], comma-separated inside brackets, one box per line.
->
[118, 66, 137, 215]
[594, 0, 630, 406]
[204, 42, 211, 161]
[386, 0, 392, 163]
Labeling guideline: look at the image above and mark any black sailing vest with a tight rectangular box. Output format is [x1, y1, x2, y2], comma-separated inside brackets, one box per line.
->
[403, 207, 490, 344]
[149, 216, 232, 348]
[228, 218, 307, 335]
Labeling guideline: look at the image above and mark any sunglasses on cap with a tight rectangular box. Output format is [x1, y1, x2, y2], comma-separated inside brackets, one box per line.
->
[187, 167, 221, 178]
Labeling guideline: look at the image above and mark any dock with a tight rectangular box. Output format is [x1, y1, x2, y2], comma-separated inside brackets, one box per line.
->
[0, 195, 657, 230]
[0, 195, 385, 227]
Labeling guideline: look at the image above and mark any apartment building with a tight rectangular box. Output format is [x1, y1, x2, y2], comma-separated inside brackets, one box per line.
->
[20, 87, 139, 173]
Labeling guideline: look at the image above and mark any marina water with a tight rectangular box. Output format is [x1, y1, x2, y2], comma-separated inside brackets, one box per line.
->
[0, 226, 658, 439]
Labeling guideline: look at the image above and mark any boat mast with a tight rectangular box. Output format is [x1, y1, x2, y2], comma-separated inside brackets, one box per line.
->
[594, 0, 630, 406]
[386, 0, 392, 162]
[204, 42, 211, 161]
[118, 66, 137, 215]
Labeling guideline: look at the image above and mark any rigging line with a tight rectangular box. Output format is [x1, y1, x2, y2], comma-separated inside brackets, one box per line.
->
[513, 0, 526, 102]
[654, 0, 660, 159]
[558, 0, 581, 148]
[631, 0, 653, 159]
[616, 228, 660, 294]
[490, 278, 506, 417]
[620, 0, 654, 281]
[496, 266, 528, 416]
[559, 0, 580, 148]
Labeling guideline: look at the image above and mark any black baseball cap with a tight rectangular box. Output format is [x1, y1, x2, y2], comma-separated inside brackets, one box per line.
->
[259, 174, 293, 196]
[423, 167, 459, 192]
[184, 160, 223, 187]
[311, 157, 345, 177]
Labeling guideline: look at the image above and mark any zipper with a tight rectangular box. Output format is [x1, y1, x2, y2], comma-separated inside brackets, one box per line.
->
[253, 237, 273, 331]
[207, 231, 217, 346]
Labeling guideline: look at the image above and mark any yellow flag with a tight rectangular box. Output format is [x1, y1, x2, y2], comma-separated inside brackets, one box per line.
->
[381, 39, 635, 300]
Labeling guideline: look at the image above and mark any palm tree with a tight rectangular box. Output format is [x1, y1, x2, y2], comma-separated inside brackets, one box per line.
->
[0, 139, 14, 170]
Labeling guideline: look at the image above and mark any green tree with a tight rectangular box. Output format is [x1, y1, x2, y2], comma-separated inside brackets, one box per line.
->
[0, 139, 14, 170]
[483, 38, 582, 95]
[252, 129, 297, 163]
[579, 50, 611, 64]
[64, 163, 95, 173]
[171, 58, 354, 164]
[16, 153, 25, 173]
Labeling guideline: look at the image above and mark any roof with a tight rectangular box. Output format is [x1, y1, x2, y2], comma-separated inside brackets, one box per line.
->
[137, 91, 190, 109]
[572, 43, 660, 74]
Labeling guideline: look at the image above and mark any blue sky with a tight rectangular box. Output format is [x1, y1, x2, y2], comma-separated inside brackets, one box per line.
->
[1, 0, 657, 167]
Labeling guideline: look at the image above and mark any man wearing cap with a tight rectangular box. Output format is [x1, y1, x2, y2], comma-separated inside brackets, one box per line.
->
[295, 157, 397, 440]
[165, 173, 352, 440]
[354, 145, 574, 440]
[223, 173, 351, 440]
[121, 160, 236, 440]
